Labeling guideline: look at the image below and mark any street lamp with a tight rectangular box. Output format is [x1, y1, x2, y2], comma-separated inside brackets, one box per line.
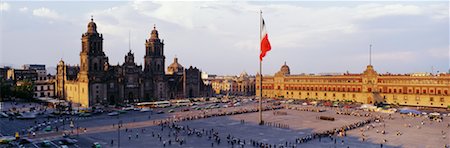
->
[117, 120, 123, 148]
[69, 120, 74, 135]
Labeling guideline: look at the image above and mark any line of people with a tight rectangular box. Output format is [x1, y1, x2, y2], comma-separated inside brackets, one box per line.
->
[287, 106, 325, 112]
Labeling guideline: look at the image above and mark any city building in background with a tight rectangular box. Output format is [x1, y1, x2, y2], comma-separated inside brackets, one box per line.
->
[257, 63, 450, 108]
[56, 18, 212, 107]
[204, 72, 255, 96]
[22, 64, 48, 81]
[6, 68, 38, 82]
[1, 64, 56, 100]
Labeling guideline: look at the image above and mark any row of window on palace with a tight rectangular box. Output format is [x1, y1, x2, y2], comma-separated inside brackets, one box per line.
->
[281, 79, 450, 84]
[259, 85, 449, 95]
[267, 91, 447, 103]
[390, 96, 445, 103]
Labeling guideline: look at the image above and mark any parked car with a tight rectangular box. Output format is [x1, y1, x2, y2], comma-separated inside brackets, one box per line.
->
[18, 138, 32, 144]
[0, 112, 9, 118]
[140, 108, 152, 112]
[0, 136, 15, 144]
[92, 142, 101, 148]
[78, 113, 92, 117]
[44, 126, 52, 132]
[58, 138, 78, 145]
[121, 106, 134, 111]
[118, 110, 127, 114]
[41, 140, 52, 147]
[107, 112, 119, 116]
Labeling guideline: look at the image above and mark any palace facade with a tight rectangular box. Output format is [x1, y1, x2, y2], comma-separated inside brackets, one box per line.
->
[56, 18, 212, 107]
[257, 63, 450, 108]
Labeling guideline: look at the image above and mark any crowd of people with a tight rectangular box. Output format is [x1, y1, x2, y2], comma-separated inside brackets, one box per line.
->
[153, 105, 284, 126]
[263, 121, 290, 129]
[287, 106, 325, 112]
[294, 117, 379, 145]
[335, 110, 373, 117]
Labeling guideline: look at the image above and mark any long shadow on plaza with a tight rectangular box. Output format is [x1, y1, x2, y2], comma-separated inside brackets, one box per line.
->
[76, 114, 401, 148]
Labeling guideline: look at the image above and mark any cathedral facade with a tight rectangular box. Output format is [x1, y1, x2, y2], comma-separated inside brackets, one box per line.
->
[56, 18, 212, 107]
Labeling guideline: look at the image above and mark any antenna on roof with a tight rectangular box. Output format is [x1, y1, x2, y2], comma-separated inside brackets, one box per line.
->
[369, 44, 372, 65]
[128, 30, 131, 51]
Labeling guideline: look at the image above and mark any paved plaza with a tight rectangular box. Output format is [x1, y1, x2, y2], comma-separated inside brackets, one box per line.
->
[1, 102, 449, 148]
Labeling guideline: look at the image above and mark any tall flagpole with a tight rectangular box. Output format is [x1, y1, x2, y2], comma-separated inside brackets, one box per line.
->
[259, 10, 263, 125]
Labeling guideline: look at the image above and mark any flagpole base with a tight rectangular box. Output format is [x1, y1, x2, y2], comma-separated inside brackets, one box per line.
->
[258, 120, 264, 125]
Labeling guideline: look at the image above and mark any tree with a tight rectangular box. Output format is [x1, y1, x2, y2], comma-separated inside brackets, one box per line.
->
[13, 80, 35, 101]
[0, 79, 14, 100]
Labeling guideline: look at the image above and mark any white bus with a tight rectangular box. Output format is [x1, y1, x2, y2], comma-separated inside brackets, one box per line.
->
[136, 102, 154, 108]
[136, 101, 171, 108]
[155, 101, 171, 108]
[174, 99, 191, 107]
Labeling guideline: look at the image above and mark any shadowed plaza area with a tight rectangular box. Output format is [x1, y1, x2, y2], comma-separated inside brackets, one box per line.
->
[67, 105, 448, 148]
[2, 103, 448, 148]
[77, 113, 389, 148]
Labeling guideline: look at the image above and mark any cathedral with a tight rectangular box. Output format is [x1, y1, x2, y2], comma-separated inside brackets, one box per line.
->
[56, 17, 213, 107]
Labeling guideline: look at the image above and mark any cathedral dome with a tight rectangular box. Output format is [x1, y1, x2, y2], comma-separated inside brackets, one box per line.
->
[167, 57, 184, 75]
[87, 17, 97, 33]
[150, 25, 159, 41]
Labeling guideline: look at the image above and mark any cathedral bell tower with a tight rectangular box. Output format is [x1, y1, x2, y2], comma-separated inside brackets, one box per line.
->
[144, 25, 165, 75]
[79, 16, 108, 82]
[144, 25, 167, 100]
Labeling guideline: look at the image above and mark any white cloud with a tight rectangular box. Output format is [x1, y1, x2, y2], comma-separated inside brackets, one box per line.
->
[3, 1, 445, 75]
[354, 51, 417, 63]
[353, 4, 423, 19]
[426, 4, 449, 20]
[80, 2, 447, 73]
[427, 47, 450, 59]
[19, 7, 28, 12]
[0, 2, 10, 11]
[32, 7, 61, 19]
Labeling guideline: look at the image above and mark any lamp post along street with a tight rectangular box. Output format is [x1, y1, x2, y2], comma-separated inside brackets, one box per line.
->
[118, 120, 123, 148]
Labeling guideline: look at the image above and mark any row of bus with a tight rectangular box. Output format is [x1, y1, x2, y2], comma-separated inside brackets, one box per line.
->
[135, 99, 192, 108]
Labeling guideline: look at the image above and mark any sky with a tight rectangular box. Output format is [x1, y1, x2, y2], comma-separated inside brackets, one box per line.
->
[0, 1, 449, 76]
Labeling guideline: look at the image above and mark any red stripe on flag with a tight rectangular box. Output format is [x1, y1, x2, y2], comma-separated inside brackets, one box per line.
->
[260, 33, 271, 61]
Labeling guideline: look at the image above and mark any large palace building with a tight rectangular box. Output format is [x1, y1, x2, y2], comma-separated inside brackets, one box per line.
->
[257, 63, 450, 108]
[56, 18, 212, 107]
